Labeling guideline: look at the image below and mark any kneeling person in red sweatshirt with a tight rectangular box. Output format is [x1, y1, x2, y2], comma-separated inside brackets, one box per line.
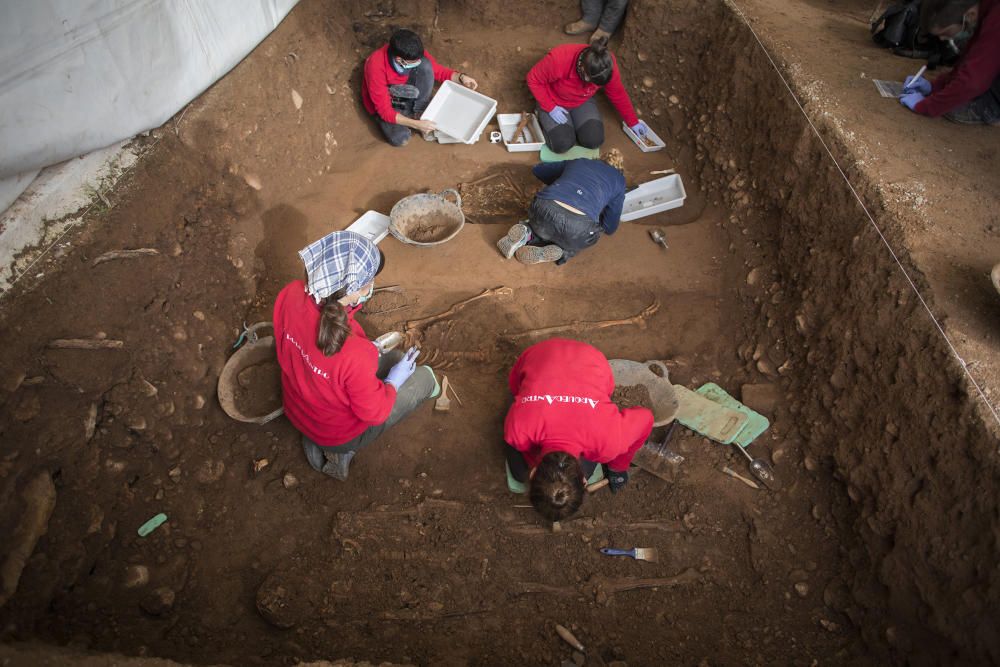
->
[504, 339, 654, 521]
[899, 0, 1000, 124]
[274, 231, 439, 481]
[361, 29, 480, 147]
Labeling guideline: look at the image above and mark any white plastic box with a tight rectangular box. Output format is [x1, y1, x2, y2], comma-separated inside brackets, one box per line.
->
[622, 121, 666, 152]
[621, 174, 687, 222]
[421, 80, 497, 145]
[497, 113, 545, 152]
[346, 210, 391, 244]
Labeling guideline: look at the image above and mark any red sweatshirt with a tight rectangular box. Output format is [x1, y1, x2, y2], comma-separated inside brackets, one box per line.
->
[273, 281, 396, 446]
[526, 44, 639, 127]
[916, 0, 1000, 117]
[361, 44, 456, 123]
[503, 339, 654, 472]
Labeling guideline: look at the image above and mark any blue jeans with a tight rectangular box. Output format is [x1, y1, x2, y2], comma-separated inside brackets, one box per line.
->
[527, 197, 602, 263]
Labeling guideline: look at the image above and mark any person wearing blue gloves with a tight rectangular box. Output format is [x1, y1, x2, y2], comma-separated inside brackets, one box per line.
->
[497, 150, 626, 265]
[274, 231, 439, 481]
[526, 39, 649, 153]
[899, 0, 999, 124]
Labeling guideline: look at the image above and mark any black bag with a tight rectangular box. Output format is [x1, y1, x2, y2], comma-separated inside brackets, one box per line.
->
[870, 0, 960, 66]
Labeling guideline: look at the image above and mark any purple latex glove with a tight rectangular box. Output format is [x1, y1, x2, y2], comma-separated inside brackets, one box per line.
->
[900, 91, 925, 111]
[903, 75, 931, 95]
[386, 346, 420, 390]
[548, 105, 569, 124]
[629, 120, 650, 138]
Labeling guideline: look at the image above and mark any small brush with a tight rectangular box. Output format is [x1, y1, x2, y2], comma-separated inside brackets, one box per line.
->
[434, 376, 451, 412]
[600, 547, 659, 563]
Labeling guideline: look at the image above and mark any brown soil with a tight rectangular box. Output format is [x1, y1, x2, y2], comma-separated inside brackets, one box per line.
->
[401, 213, 460, 243]
[233, 360, 282, 417]
[0, 0, 998, 666]
[611, 384, 653, 411]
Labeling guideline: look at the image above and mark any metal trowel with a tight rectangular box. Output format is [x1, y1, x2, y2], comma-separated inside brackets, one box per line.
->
[732, 443, 780, 490]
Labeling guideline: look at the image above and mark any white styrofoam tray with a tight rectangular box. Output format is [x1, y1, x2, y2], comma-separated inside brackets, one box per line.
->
[622, 121, 666, 152]
[346, 210, 390, 244]
[497, 113, 544, 152]
[621, 174, 686, 222]
[421, 80, 497, 145]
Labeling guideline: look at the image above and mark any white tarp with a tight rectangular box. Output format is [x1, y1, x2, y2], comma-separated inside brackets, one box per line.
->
[0, 0, 299, 210]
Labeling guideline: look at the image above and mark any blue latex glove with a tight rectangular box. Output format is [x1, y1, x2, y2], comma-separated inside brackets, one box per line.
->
[548, 105, 569, 124]
[385, 346, 420, 390]
[629, 120, 650, 138]
[604, 465, 629, 493]
[903, 75, 931, 95]
[899, 91, 925, 111]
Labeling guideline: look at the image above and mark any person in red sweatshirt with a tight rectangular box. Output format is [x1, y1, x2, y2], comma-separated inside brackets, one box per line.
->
[503, 338, 654, 521]
[361, 29, 479, 147]
[900, 0, 1000, 124]
[526, 39, 649, 154]
[274, 230, 439, 481]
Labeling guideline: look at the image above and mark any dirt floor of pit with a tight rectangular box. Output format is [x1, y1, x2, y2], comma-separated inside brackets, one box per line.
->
[3, 0, 997, 665]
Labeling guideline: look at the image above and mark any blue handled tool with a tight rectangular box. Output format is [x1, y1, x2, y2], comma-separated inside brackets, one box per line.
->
[600, 547, 658, 563]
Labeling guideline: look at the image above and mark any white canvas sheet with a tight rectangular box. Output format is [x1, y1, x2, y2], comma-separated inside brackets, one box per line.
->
[0, 0, 299, 207]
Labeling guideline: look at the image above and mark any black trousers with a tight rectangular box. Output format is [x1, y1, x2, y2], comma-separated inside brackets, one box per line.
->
[527, 198, 603, 263]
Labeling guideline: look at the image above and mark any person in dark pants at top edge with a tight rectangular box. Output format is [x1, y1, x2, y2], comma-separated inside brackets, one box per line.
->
[496, 149, 626, 266]
[361, 29, 480, 146]
[503, 339, 654, 522]
[273, 231, 441, 481]
[565, 0, 630, 44]
[526, 39, 648, 154]
[899, 0, 1000, 124]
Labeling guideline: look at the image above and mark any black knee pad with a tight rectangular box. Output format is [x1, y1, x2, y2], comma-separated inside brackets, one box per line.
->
[576, 120, 605, 149]
[545, 125, 576, 153]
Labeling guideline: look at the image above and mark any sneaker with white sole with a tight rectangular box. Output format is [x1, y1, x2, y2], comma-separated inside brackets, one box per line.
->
[497, 223, 531, 259]
[515, 244, 563, 265]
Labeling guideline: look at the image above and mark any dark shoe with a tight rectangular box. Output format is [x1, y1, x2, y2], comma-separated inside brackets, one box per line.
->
[321, 451, 356, 481]
[515, 244, 563, 265]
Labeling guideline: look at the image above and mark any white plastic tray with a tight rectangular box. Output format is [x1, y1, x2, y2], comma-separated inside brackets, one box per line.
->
[421, 80, 497, 145]
[621, 174, 686, 222]
[622, 121, 666, 152]
[498, 113, 544, 152]
[346, 210, 390, 244]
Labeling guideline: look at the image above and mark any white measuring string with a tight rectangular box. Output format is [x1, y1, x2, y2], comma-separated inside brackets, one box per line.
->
[726, 0, 1000, 429]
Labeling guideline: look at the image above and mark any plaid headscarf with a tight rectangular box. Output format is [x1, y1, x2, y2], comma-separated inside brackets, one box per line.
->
[298, 231, 380, 303]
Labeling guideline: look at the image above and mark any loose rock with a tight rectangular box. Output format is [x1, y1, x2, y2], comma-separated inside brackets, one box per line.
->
[124, 565, 150, 589]
[140, 586, 176, 615]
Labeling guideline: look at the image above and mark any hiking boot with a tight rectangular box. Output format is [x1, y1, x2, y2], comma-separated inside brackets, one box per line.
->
[321, 450, 356, 481]
[564, 19, 597, 35]
[515, 244, 564, 265]
[590, 28, 612, 43]
[497, 223, 531, 259]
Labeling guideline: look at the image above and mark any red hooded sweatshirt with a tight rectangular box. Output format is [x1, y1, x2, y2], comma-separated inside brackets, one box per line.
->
[916, 0, 1000, 117]
[526, 44, 639, 127]
[361, 44, 457, 123]
[503, 339, 654, 472]
[273, 281, 396, 446]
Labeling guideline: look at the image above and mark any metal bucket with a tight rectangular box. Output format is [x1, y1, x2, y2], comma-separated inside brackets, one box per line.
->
[608, 359, 679, 426]
[217, 322, 284, 424]
[389, 188, 464, 246]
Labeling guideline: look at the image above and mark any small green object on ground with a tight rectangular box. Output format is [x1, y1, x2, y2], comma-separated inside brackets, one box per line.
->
[138, 513, 168, 537]
[695, 382, 770, 447]
[539, 144, 601, 163]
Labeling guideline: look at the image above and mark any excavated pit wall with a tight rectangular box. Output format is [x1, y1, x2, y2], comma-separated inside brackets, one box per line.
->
[612, 0, 1000, 663]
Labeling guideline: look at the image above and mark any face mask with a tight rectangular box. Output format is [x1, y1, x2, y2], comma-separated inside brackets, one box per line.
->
[396, 58, 421, 70]
[354, 283, 374, 306]
[951, 16, 975, 44]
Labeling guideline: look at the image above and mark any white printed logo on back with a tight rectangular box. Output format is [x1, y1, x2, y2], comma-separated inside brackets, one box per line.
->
[520, 394, 598, 408]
